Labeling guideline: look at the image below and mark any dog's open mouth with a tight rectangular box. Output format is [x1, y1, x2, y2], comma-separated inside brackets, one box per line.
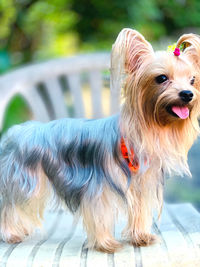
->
[166, 105, 190, 119]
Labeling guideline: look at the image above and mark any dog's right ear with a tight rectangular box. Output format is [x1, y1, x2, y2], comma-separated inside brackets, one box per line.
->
[177, 33, 200, 69]
[177, 34, 200, 90]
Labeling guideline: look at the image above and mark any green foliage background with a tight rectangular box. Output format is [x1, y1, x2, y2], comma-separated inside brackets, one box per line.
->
[0, 0, 200, 209]
[1, 0, 200, 72]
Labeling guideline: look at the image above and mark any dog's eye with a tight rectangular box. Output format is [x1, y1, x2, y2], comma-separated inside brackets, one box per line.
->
[190, 76, 195, 85]
[155, 75, 168, 84]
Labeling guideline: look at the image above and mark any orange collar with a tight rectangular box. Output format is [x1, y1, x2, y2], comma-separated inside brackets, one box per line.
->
[121, 138, 139, 172]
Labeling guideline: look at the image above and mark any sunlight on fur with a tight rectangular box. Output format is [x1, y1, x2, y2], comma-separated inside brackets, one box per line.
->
[0, 28, 200, 253]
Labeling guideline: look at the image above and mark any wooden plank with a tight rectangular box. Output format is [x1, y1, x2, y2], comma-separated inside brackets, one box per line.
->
[86, 249, 108, 267]
[0, 204, 199, 266]
[0, 53, 109, 127]
[44, 79, 68, 119]
[110, 80, 121, 115]
[0, 86, 50, 131]
[157, 204, 199, 267]
[31, 212, 75, 267]
[110, 54, 122, 115]
[22, 86, 50, 122]
[166, 203, 200, 233]
[0, 53, 110, 98]
[5, 211, 62, 267]
[67, 74, 85, 118]
[166, 204, 200, 265]
[88, 71, 103, 118]
[58, 221, 86, 267]
[114, 245, 136, 267]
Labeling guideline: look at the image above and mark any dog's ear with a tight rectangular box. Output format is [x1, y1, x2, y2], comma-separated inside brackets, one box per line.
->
[177, 33, 200, 69]
[111, 28, 154, 75]
[110, 28, 154, 113]
[110, 29, 154, 97]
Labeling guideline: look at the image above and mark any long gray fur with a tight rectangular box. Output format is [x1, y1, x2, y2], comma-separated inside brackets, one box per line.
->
[0, 115, 131, 212]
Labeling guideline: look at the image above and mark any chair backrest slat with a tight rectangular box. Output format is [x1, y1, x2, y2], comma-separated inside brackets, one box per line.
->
[67, 74, 85, 118]
[110, 87, 120, 115]
[22, 86, 51, 122]
[0, 53, 113, 131]
[89, 70, 103, 118]
[44, 78, 68, 119]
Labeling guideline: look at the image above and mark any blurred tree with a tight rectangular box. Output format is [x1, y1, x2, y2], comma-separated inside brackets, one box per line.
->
[158, 0, 200, 34]
[0, 0, 200, 71]
[0, 0, 78, 71]
[71, 0, 165, 49]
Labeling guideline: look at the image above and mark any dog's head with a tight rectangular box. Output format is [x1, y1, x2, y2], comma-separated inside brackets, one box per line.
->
[111, 29, 200, 127]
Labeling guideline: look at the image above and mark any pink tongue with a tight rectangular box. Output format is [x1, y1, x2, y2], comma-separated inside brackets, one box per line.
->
[172, 106, 189, 119]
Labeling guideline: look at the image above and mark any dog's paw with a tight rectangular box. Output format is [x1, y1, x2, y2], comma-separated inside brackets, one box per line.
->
[1, 228, 30, 244]
[131, 233, 158, 247]
[94, 239, 123, 253]
[6, 235, 24, 244]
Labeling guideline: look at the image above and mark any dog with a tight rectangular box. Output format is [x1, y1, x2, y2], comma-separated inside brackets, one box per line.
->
[0, 28, 200, 253]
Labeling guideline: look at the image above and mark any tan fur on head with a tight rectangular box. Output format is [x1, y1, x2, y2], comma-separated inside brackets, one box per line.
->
[111, 29, 200, 177]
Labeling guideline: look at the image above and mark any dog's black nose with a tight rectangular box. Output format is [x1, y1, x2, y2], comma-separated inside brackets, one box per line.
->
[179, 90, 193, 103]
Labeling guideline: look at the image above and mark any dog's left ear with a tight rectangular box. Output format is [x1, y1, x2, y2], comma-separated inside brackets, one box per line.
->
[177, 33, 200, 69]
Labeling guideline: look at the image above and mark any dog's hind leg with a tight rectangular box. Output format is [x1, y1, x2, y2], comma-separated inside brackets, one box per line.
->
[0, 169, 50, 243]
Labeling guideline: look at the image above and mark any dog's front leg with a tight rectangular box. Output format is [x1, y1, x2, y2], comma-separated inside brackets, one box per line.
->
[123, 186, 158, 246]
[80, 193, 122, 253]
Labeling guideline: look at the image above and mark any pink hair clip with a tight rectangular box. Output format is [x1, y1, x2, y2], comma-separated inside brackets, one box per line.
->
[173, 47, 180, 56]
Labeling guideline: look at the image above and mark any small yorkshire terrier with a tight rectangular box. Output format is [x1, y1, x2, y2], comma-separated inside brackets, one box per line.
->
[0, 28, 200, 253]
